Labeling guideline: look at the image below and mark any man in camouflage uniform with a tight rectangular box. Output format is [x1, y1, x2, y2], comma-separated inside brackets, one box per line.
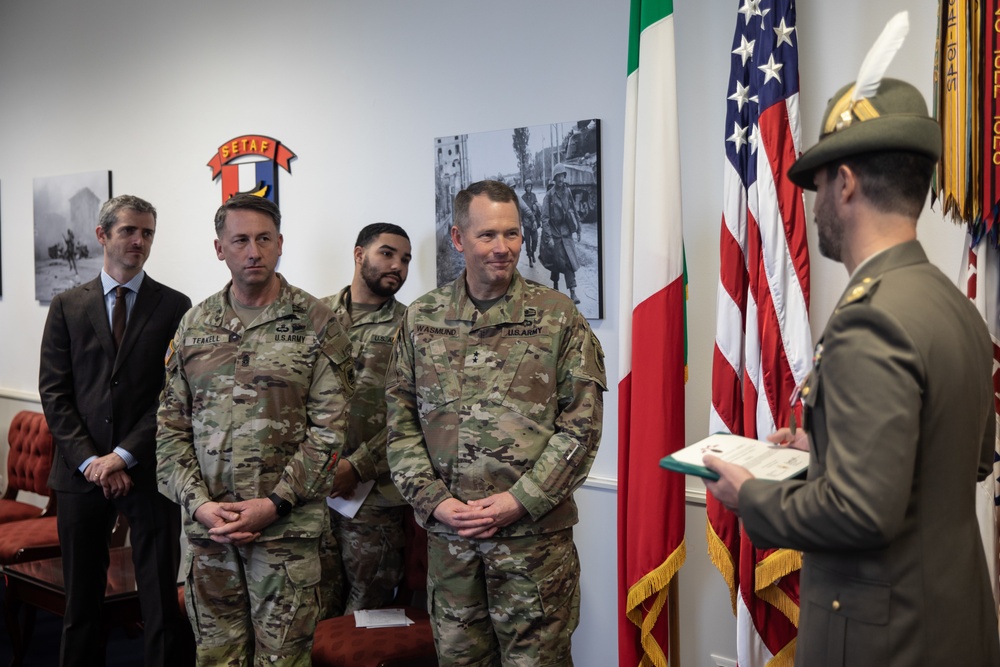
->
[156, 194, 355, 667]
[320, 222, 412, 615]
[386, 180, 606, 667]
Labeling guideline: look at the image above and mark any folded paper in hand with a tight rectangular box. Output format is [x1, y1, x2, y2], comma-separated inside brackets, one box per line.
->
[326, 479, 376, 519]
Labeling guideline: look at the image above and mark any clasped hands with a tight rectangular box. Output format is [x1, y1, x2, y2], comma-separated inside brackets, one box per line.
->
[193, 498, 279, 546]
[433, 491, 527, 539]
[83, 453, 131, 499]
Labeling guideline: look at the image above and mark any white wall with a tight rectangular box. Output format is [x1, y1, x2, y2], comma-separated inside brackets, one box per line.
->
[0, 0, 963, 665]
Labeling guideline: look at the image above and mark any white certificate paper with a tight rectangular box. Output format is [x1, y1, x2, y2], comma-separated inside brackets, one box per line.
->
[661, 433, 809, 481]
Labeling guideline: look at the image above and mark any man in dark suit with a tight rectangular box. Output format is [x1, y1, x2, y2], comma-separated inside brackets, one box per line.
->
[704, 78, 1000, 666]
[39, 194, 191, 667]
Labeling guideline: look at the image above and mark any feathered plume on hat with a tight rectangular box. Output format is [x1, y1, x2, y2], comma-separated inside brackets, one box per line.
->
[826, 11, 910, 134]
[786, 11, 941, 191]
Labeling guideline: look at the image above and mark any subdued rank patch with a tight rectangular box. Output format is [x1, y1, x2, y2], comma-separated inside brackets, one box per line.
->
[465, 349, 498, 367]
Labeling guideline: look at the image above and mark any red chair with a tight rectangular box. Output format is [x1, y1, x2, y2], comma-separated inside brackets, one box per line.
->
[1, 411, 56, 524]
[0, 412, 60, 564]
[311, 507, 438, 667]
[0, 517, 59, 564]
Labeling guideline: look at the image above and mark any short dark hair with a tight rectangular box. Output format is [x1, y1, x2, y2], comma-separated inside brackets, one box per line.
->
[453, 180, 520, 229]
[98, 195, 157, 234]
[214, 194, 281, 237]
[825, 151, 935, 219]
[355, 223, 410, 248]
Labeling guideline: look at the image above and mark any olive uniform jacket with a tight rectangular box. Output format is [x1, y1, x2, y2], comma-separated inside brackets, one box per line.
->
[739, 241, 1000, 667]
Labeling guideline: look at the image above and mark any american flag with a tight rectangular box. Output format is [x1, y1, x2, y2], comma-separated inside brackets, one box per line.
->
[958, 233, 1000, 619]
[708, 0, 811, 664]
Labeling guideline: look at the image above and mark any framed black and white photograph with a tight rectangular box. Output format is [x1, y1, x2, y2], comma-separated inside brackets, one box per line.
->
[435, 119, 603, 319]
[33, 170, 111, 302]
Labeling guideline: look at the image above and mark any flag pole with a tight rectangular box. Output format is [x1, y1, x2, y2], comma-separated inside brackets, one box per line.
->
[669, 575, 681, 666]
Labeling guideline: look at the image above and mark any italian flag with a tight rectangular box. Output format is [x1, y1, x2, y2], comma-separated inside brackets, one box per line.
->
[617, 1, 687, 666]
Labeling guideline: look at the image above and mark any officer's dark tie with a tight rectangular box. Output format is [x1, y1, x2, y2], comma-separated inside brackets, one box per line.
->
[112, 286, 126, 349]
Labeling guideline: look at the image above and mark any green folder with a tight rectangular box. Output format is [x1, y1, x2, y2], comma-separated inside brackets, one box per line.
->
[659, 454, 720, 481]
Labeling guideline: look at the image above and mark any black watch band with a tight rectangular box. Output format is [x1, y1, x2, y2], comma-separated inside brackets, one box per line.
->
[268, 493, 293, 517]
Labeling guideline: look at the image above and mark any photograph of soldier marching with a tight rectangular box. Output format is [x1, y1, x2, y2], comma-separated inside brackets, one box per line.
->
[434, 119, 603, 319]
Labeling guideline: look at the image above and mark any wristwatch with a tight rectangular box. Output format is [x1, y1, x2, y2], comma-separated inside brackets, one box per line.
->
[268, 493, 293, 517]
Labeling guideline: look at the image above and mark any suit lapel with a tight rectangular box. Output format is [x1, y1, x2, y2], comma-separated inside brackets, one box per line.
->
[83, 277, 118, 361]
[113, 276, 163, 375]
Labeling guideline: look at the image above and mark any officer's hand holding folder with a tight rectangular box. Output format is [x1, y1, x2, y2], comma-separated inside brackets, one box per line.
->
[660, 433, 808, 481]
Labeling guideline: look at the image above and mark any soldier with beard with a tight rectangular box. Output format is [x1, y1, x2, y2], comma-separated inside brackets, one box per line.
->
[319, 223, 413, 615]
[704, 75, 1000, 666]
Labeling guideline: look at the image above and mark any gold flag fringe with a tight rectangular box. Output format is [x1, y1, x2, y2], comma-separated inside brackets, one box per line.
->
[767, 637, 798, 667]
[705, 519, 738, 615]
[755, 548, 803, 627]
[626, 539, 687, 667]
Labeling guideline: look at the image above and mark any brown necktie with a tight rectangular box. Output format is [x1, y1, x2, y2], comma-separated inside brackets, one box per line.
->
[112, 286, 127, 349]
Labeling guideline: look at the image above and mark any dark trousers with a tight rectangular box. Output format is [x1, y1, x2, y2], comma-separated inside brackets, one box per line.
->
[523, 225, 538, 259]
[550, 268, 577, 289]
[56, 485, 182, 667]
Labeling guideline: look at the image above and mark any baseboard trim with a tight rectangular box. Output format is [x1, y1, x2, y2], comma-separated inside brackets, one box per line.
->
[0, 388, 41, 404]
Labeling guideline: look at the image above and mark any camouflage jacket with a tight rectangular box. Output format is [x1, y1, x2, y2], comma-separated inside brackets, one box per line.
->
[386, 270, 607, 536]
[156, 275, 355, 541]
[322, 285, 406, 508]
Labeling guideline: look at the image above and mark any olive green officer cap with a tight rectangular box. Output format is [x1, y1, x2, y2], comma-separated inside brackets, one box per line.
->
[787, 77, 941, 190]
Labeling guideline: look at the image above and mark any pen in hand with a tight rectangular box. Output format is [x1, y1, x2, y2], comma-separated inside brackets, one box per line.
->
[788, 381, 802, 437]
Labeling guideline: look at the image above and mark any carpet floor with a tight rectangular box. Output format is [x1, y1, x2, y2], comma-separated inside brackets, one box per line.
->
[0, 580, 145, 667]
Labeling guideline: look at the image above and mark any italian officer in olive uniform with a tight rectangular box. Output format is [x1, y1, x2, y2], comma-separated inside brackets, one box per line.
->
[705, 76, 1000, 666]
